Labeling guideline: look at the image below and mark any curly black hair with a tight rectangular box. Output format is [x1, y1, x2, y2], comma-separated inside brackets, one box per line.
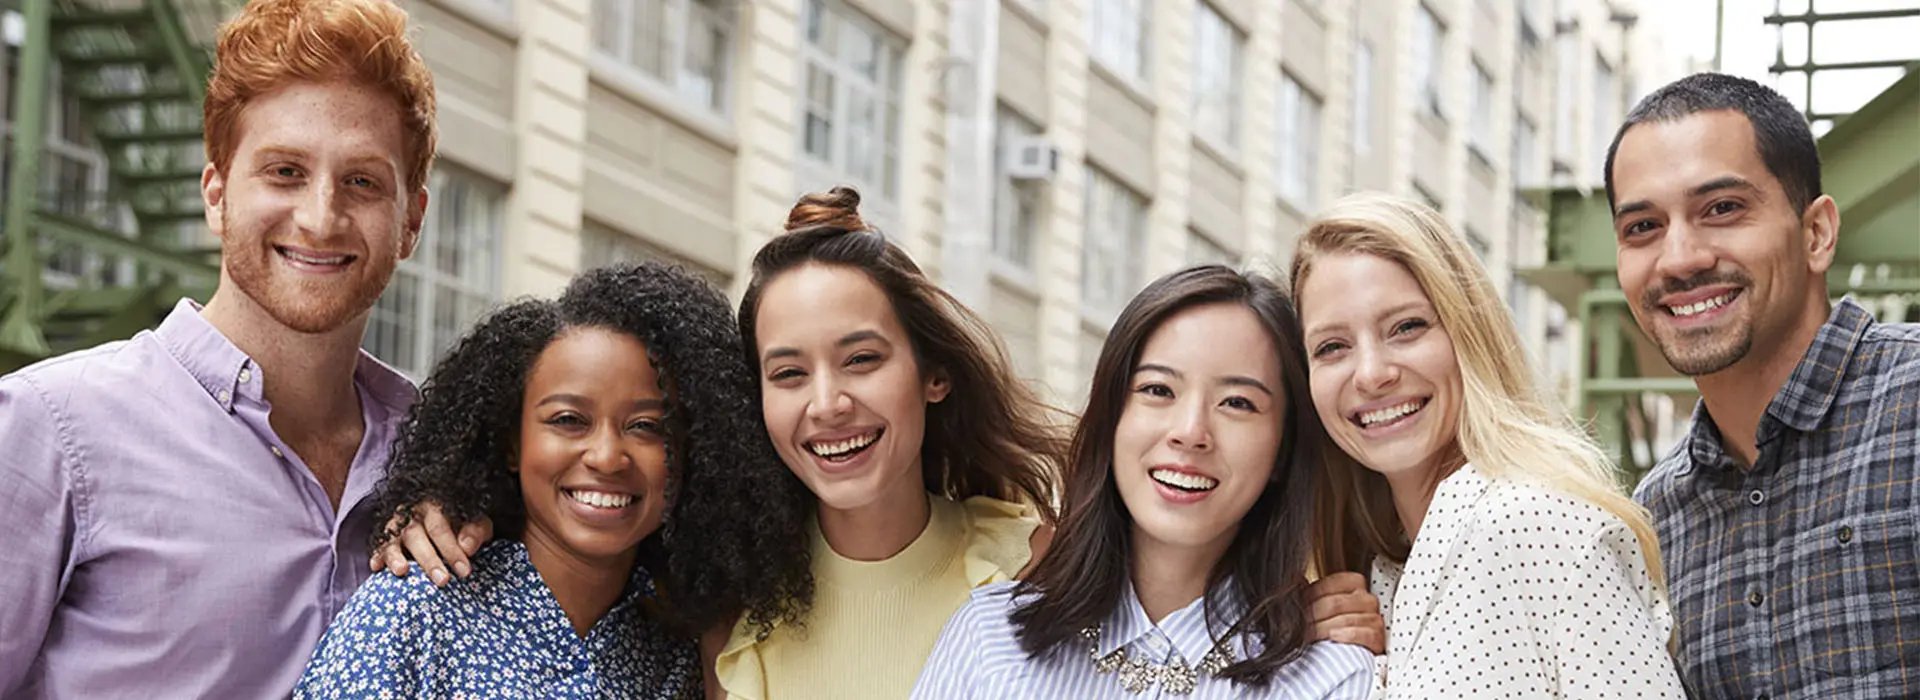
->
[370, 261, 815, 636]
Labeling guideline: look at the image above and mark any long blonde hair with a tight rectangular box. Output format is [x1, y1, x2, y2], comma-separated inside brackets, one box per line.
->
[1292, 193, 1663, 585]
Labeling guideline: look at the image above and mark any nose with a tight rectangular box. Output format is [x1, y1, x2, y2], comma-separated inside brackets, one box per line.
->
[1353, 342, 1401, 395]
[1167, 399, 1212, 452]
[291, 179, 341, 240]
[805, 374, 854, 423]
[1653, 219, 1717, 284]
[581, 425, 629, 473]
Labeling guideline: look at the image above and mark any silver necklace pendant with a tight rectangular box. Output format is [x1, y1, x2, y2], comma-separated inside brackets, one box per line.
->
[1081, 623, 1234, 695]
[1161, 656, 1198, 695]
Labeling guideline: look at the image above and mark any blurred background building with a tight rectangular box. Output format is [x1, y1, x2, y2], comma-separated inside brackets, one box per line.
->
[2, 0, 1914, 476]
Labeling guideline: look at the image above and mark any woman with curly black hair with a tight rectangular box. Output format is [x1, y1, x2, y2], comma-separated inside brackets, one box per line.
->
[295, 262, 812, 698]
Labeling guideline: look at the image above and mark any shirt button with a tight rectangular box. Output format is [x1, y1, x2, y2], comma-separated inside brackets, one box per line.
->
[1747, 489, 1766, 506]
[239, 368, 252, 383]
[1749, 590, 1765, 607]
[270, 446, 284, 458]
[217, 389, 231, 403]
[1839, 525, 1854, 544]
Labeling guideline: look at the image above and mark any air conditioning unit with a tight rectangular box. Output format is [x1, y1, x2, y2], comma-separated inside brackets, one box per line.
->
[1007, 135, 1059, 181]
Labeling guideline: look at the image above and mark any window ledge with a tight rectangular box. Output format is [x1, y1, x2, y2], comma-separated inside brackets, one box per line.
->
[1191, 134, 1245, 178]
[1089, 59, 1157, 114]
[990, 260, 1042, 299]
[588, 56, 738, 152]
[1002, 0, 1050, 35]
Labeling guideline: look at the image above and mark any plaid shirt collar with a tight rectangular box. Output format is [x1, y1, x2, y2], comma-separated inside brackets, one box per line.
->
[1682, 298, 1876, 473]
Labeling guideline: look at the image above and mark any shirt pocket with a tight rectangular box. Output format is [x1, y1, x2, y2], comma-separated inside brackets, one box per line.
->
[1784, 510, 1920, 681]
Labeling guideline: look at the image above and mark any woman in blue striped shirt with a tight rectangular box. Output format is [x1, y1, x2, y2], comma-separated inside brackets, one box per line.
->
[913, 266, 1373, 698]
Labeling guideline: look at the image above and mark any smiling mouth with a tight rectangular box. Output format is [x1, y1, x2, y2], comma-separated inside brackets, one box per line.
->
[1353, 398, 1429, 429]
[806, 429, 882, 462]
[1149, 468, 1218, 493]
[1664, 290, 1740, 318]
[565, 489, 634, 509]
[275, 245, 356, 268]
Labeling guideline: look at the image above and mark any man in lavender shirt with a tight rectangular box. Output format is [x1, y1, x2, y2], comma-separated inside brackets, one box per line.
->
[0, 1, 442, 695]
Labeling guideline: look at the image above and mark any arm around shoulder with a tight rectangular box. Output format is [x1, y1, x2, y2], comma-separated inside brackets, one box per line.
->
[0, 375, 83, 692]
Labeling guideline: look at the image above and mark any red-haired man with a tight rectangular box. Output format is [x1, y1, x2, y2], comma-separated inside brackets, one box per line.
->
[0, 1, 459, 695]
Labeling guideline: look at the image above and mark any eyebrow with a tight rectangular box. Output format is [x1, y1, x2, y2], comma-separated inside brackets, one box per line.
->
[1613, 175, 1759, 221]
[535, 394, 666, 411]
[761, 329, 890, 363]
[1133, 363, 1274, 396]
[1304, 300, 1429, 339]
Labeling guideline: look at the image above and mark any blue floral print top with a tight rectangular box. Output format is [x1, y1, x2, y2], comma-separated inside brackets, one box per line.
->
[295, 540, 699, 699]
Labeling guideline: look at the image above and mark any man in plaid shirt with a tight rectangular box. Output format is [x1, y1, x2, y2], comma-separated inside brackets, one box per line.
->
[1605, 72, 1920, 698]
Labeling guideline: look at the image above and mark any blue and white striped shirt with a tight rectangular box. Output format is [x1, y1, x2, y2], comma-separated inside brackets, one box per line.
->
[912, 580, 1373, 699]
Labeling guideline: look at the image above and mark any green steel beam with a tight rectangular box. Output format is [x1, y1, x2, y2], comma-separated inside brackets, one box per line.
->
[36, 212, 219, 280]
[1, 0, 54, 357]
[151, 0, 210, 104]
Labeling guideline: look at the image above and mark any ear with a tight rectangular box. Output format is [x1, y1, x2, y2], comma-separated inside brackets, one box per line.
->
[401, 186, 429, 260]
[924, 369, 952, 404]
[1801, 194, 1840, 275]
[201, 163, 227, 238]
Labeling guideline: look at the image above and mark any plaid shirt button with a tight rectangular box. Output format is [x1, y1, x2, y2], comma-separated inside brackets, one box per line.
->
[1747, 490, 1765, 506]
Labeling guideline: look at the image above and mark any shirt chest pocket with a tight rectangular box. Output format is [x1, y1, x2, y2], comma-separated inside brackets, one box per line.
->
[1784, 510, 1920, 681]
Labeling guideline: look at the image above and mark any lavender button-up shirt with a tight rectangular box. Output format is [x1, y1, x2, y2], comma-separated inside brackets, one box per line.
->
[0, 299, 416, 698]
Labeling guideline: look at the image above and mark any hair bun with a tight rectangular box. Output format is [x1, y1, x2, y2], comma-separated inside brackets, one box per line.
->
[785, 186, 867, 233]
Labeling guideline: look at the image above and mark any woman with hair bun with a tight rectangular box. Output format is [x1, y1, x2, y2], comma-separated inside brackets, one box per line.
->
[710, 186, 1069, 699]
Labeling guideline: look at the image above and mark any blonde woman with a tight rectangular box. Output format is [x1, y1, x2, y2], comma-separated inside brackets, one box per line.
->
[1292, 193, 1683, 698]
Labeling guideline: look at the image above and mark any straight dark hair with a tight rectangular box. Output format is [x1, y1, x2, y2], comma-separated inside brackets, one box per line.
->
[736, 186, 1065, 521]
[1009, 265, 1324, 685]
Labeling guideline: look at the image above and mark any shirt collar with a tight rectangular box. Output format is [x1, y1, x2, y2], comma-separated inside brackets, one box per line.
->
[1681, 298, 1874, 471]
[152, 297, 416, 417]
[155, 298, 251, 412]
[1098, 576, 1248, 664]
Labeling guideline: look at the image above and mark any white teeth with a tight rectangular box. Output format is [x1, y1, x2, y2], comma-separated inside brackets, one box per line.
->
[1359, 399, 1425, 426]
[809, 431, 878, 457]
[281, 248, 349, 265]
[1668, 292, 1735, 317]
[567, 490, 632, 509]
[1149, 468, 1219, 491]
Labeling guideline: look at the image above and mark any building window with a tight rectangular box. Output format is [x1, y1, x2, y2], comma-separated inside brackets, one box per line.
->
[1512, 113, 1538, 188]
[1187, 231, 1236, 267]
[1276, 73, 1322, 208]
[1082, 168, 1147, 315]
[1469, 60, 1494, 161]
[1591, 53, 1617, 178]
[591, 0, 734, 113]
[992, 108, 1044, 270]
[1090, 0, 1150, 84]
[799, 0, 905, 200]
[1191, 3, 1242, 149]
[1463, 224, 1491, 262]
[1553, 33, 1578, 161]
[1351, 40, 1374, 157]
[363, 169, 504, 379]
[580, 223, 731, 288]
[1411, 5, 1446, 121]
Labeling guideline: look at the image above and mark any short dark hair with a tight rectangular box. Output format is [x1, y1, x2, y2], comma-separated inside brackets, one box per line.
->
[372, 262, 814, 636]
[1009, 265, 1324, 686]
[1604, 72, 1822, 213]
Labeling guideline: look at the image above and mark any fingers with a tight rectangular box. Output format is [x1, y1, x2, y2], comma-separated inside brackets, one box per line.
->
[398, 519, 450, 587]
[370, 538, 411, 578]
[458, 516, 494, 557]
[1314, 611, 1387, 654]
[1306, 571, 1367, 598]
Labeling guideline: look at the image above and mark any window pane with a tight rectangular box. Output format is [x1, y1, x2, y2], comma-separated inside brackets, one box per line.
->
[1192, 4, 1241, 148]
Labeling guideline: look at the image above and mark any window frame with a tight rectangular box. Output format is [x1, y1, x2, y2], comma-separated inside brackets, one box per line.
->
[796, 0, 907, 205]
[991, 107, 1045, 273]
[1081, 167, 1148, 317]
[1191, 2, 1244, 151]
[1089, 0, 1151, 85]
[362, 167, 506, 379]
[1411, 4, 1447, 122]
[591, 0, 736, 115]
[1275, 71, 1322, 209]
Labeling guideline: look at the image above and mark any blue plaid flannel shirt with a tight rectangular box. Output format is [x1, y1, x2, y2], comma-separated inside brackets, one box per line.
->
[1635, 298, 1920, 699]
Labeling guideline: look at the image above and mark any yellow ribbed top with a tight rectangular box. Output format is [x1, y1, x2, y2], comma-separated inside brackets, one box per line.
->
[715, 494, 1039, 700]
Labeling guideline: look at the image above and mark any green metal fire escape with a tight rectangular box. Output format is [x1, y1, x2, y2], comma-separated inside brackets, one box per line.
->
[1523, 63, 1920, 482]
[0, 0, 238, 371]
